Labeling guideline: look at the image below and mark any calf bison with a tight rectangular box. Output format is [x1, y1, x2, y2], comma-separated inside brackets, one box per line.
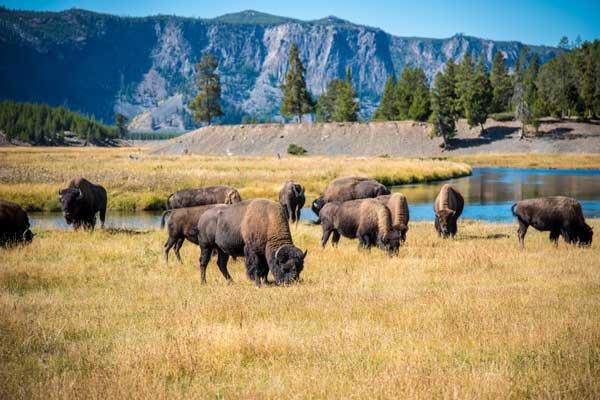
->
[279, 181, 305, 223]
[319, 198, 401, 256]
[512, 196, 593, 248]
[197, 199, 307, 286]
[375, 193, 410, 243]
[166, 185, 241, 209]
[311, 176, 390, 219]
[58, 177, 107, 230]
[0, 200, 34, 247]
[161, 205, 224, 264]
[433, 184, 464, 238]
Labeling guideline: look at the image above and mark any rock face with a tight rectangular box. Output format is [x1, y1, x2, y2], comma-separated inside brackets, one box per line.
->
[0, 8, 560, 131]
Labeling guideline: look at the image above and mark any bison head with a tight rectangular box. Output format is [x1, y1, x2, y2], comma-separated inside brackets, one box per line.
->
[311, 197, 325, 218]
[272, 245, 307, 285]
[436, 208, 457, 238]
[378, 229, 401, 256]
[23, 229, 34, 243]
[577, 223, 593, 246]
[225, 189, 242, 204]
[58, 188, 84, 224]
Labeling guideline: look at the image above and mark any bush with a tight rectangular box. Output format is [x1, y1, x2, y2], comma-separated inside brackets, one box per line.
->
[490, 112, 514, 122]
[287, 144, 307, 155]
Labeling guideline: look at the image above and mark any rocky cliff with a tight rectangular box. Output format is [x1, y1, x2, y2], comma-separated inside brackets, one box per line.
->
[0, 8, 560, 131]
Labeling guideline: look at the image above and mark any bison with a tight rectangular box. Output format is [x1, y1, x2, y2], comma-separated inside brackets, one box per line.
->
[311, 176, 390, 219]
[433, 184, 464, 238]
[279, 181, 305, 223]
[58, 177, 107, 230]
[0, 200, 34, 247]
[197, 199, 307, 286]
[319, 198, 401, 256]
[161, 205, 224, 264]
[512, 196, 593, 249]
[166, 185, 241, 209]
[375, 193, 410, 243]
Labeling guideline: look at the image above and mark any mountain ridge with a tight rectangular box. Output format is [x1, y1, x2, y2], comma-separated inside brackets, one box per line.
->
[0, 7, 561, 131]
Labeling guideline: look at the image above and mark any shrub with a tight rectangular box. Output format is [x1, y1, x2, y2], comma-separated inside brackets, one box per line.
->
[287, 144, 307, 156]
[490, 112, 514, 122]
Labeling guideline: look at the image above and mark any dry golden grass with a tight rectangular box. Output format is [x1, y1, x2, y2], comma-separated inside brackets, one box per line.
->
[0, 147, 471, 211]
[1, 220, 599, 399]
[448, 153, 600, 169]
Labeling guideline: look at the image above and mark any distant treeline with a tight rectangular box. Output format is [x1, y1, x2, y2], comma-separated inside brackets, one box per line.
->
[0, 101, 119, 144]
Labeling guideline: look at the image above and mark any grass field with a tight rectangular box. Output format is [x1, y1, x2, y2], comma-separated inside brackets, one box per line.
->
[1, 221, 599, 399]
[0, 148, 472, 211]
[447, 153, 600, 169]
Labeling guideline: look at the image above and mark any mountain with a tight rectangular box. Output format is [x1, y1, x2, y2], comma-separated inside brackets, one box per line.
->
[0, 7, 560, 132]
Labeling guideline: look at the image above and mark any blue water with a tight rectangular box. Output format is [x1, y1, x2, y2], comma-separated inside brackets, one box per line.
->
[30, 167, 600, 229]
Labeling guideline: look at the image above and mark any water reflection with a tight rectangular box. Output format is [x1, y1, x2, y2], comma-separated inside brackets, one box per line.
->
[29, 168, 600, 228]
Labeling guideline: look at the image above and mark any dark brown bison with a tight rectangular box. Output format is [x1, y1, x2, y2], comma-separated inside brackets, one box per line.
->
[319, 198, 401, 256]
[311, 176, 390, 219]
[279, 181, 305, 223]
[512, 196, 593, 249]
[161, 205, 224, 264]
[166, 185, 241, 209]
[0, 200, 34, 247]
[58, 178, 107, 230]
[197, 199, 307, 286]
[375, 193, 410, 243]
[433, 184, 464, 238]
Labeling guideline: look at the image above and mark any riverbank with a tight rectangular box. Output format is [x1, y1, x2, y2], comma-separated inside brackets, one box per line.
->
[1, 220, 599, 398]
[0, 148, 471, 211]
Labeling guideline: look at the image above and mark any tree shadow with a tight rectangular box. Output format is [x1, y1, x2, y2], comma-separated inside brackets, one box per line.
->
[448, 126, 520, 149]
[460, 233, 511, 240]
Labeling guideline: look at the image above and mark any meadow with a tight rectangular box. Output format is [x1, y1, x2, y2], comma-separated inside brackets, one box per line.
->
[1, 221, 599, 399]
[0, 147, 472, 211]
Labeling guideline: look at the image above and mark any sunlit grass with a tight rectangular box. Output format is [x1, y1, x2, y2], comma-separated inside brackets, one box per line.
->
[1, 220, 599, 398]
[447, 153, 600, 169]
[0, 148, 472, 211]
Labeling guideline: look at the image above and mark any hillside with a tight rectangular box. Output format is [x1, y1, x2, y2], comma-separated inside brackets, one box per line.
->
[149, 120, 600, 156]
[0, 8, 559, 131]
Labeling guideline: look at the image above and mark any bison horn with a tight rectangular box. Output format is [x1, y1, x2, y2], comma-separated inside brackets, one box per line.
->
[302, 249, 308, 259]
[77, 188, 83, 200]
[274, 246, 283, 262]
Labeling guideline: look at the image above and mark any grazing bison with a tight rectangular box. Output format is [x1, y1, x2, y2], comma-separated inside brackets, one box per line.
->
[58, 178, 107, 230]
[433, 184, 464, 238]
[0, 200, 34, 247]
[197, 199, 307, 286]
[512, 196, 593, 249]
[161, 205, 224, 264]
[375, 193, 410, 243]
[166, 185, 241, 209]
[279, 181, 305, 223]
[319, 198, 401, 256]
[311, 176, 390, 219]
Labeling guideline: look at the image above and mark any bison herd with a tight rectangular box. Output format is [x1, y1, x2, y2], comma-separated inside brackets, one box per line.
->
[0, 175, 594, 286]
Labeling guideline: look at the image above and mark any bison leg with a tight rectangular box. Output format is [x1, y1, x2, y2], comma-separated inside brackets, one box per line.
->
[331, 230, 341, 247]
[549, 230, 560, 247]
[244, 247, 262, 287]
[517, 221, 528, 249]
[434, 216, 442, 237]
[163, 237, 178, 265]
[99, 208, 106, 229]
[199, 245, 213, 285]
[216, 248, 233, 284]
[173, 238, 185, 264]
[321, 227, 333, 248]
[358, 234, 372, 250]
[560, 226, 575, 244]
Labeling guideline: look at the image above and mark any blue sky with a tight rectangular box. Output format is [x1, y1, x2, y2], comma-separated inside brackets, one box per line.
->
[3, 0, 599, 46]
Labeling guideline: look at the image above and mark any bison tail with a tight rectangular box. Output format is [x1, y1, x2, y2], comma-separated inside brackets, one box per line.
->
[511, 202, 518, 217]
[165, 193, 174, 210]
[160, 210, 172, 229]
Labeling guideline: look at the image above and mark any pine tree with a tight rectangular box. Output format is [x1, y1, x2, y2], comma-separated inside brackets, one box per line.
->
[373, 75, 397, 120]
[456, 53, 475, 117]
[394, 67, 431, 121]
[464, 56, 493, 133]
[333, 67, 359, 122]
[316, 79, 343, 122]
[280, 43, 314, 122]
[513, 57, 532, 139]
[580, 43, 597, 118]
[189, 52, 223, 126]
[115, 113, 128, 137]
[490, 51, 513, 113]
[430, 60, 459, 148]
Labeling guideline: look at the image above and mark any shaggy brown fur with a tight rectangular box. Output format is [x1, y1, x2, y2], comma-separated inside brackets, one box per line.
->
[320, 198, 401, 256]
[166, 185, 242, 209]
[197, 199, 306, 286]
[512, 196, 593, 248]
[433, 184, 464, 238]
[58, 177, 107, 230]
[311, 176, 390, 218]
[161, 205, 221, 264]
[0, 199, 34, 246]
[279, 181, 305, 223]
[376, 193, 410, 242]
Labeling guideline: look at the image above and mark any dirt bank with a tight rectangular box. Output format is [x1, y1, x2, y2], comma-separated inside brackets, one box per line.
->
[149, 119, 600, 156]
